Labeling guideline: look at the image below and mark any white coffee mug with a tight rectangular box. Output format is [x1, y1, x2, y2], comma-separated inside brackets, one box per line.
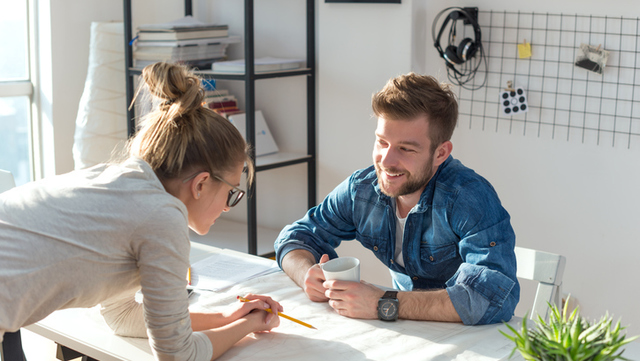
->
[321, 257, 360, 282]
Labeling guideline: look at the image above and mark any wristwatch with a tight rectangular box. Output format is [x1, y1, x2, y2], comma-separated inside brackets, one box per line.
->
[377, 290, 399, 321]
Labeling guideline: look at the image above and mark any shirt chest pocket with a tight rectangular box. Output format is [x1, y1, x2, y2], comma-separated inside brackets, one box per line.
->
[418, 243, 461, 281]
[356, 233, 390, 265]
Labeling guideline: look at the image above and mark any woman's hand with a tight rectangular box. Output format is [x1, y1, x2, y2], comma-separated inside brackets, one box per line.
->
[200, 294, 282, 359]
[229, 293, 283, 325]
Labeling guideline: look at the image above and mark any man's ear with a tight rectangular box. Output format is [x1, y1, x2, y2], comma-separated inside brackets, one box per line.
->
[434, 141, 453, 167]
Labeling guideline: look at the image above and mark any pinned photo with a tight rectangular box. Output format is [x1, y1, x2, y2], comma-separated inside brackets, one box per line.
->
[574, 43, 609, 75]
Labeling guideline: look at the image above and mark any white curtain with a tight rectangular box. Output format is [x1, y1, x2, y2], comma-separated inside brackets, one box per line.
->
[73, 21, 127, 170]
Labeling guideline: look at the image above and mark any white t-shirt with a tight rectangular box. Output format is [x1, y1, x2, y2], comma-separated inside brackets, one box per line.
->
[394, 200, 407, 268]
[0, 158, 212, 361]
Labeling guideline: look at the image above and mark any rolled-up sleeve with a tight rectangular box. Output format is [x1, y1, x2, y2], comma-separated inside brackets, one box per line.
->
[445, 181, 520, 325]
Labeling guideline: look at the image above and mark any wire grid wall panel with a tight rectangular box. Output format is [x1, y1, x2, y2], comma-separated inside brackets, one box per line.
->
[456, 10, 640, 149]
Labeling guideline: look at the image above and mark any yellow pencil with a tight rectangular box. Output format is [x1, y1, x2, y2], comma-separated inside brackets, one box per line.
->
[237, 296, 316, 330]
[187, 267, 191, 285]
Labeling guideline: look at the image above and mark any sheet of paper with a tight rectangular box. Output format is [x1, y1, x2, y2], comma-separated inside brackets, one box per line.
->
[190, 249, 280, 291]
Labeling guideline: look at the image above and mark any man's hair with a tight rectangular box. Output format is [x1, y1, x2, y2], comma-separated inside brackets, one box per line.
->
[371, 73, 458, 151]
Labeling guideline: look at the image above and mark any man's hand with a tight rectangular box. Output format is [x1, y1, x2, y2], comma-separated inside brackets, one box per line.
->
[281, 250, 330, 302]
[323, 280, 385, 319]
[302, 254, 330, 302]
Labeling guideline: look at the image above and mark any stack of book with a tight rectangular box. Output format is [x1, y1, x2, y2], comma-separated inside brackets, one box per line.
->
[134, 16, 240, 69]
[205, 89, 243, 118]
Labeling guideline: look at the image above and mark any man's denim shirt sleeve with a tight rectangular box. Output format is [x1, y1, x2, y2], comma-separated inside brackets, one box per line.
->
[275, 174, 357, 266]
[443, 178, 519, 325]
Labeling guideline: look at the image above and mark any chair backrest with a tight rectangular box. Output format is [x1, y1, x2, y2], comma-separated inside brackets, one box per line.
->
[514, 246, 566, 321]
[0, 169, 16, 193]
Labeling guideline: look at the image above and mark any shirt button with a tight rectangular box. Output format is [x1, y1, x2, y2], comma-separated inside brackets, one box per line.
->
[412, 276, 418, 281]
[490, 241, 496, 247]
[373, 246, 378, 251]
[429, 256, 434, 262]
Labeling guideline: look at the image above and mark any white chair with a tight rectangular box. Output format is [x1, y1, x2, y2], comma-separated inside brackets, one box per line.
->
[514, 246, 566, 321]
[0, 169, 16, 193]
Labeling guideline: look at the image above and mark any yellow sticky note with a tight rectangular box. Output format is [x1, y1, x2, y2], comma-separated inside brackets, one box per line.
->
[518, 42, 532, 58]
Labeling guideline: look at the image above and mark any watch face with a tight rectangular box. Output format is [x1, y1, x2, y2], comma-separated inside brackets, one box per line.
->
[378, 300, 398, 321]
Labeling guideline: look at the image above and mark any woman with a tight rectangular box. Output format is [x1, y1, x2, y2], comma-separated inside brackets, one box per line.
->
[0, 62, 281, 361]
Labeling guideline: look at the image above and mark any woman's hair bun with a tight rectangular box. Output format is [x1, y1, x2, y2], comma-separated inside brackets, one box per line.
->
[141, 62, 205, 117]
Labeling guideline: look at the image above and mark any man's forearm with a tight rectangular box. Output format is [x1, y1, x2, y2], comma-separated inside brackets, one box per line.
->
[280, 249, 317, 288]
[398, 289, 462, 323]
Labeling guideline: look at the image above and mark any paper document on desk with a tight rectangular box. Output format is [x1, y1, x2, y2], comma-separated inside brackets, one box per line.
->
[190, 249, 281, 292]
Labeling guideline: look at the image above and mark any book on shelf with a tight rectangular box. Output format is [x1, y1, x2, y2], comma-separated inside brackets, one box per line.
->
[214, 107, 241, 117]
[207, 95, 238, 114]
[209, 99, 238, 110]
[135, 35, 241, 47]
[138, 29, 229, 41]
[136, 42, 227, 56]
[134, 37, 241, 68]
[138, 15, 225, 31]
[228, 111, 279, 156]
[137, 15, 229, 41]
[134, 47, 227, 62]
[214, 109, 244, 118]
[211, 57, 304, 73]
[133, 57, 226, 69]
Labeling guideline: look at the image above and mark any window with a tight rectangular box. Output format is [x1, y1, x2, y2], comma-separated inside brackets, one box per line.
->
[0, 0, 32, 186]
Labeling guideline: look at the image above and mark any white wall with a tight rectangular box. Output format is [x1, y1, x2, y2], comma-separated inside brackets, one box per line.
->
[38, 1, 123, 176]
[317, 1, 416, 287]
[316, 0, 640, 336]
[45, 0, 640, 336]
[422, 0, 640, 335]
[40, 0, 188, 176]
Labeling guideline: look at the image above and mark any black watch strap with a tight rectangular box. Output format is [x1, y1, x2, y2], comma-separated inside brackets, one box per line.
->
[382, 290, 398, 300]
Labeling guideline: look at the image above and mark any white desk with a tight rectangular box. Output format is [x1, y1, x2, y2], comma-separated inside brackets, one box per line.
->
[25, 243, 640, 361]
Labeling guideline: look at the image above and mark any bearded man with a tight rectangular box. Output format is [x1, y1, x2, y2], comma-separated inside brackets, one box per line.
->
[274, 73, 519, 325]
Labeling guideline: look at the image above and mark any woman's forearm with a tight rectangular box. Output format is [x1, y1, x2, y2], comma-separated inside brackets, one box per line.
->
[190, 311, 230, 331]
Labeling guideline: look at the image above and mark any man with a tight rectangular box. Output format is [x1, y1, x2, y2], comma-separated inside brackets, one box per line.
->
[274, 73, 519, 325]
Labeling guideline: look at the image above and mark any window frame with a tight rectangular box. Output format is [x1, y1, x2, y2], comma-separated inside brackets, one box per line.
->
[0, 0, 40, 183]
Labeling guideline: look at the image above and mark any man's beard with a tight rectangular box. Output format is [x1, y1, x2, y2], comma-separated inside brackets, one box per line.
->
[374, 156, 435, 198]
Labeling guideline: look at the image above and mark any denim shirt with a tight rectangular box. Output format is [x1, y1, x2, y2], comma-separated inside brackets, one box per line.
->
[274, 156, 519, 325]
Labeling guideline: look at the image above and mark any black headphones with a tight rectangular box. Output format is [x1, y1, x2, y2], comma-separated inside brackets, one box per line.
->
[432, 7, 486, 89]
[433, 7, 481, 67]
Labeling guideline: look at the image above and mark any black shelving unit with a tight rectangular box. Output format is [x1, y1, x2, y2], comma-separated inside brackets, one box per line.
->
[123, 0, 316, 256]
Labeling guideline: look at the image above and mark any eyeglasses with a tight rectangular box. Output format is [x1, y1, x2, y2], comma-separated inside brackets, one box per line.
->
[182, 172, 246, 208]
[213, 175, 245, 208]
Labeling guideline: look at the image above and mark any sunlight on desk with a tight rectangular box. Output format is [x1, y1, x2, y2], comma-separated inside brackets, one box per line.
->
[29, 243, 640, 360]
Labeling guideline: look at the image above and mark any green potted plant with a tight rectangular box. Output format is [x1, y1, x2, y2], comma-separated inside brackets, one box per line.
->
[501, 297, 638, 361]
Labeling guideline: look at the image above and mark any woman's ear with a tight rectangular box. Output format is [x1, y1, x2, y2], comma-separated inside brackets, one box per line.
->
[190, 172, 210, 199]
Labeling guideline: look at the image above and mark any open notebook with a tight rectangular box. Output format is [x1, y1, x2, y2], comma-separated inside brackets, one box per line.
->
[189, 248, 281, 292]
